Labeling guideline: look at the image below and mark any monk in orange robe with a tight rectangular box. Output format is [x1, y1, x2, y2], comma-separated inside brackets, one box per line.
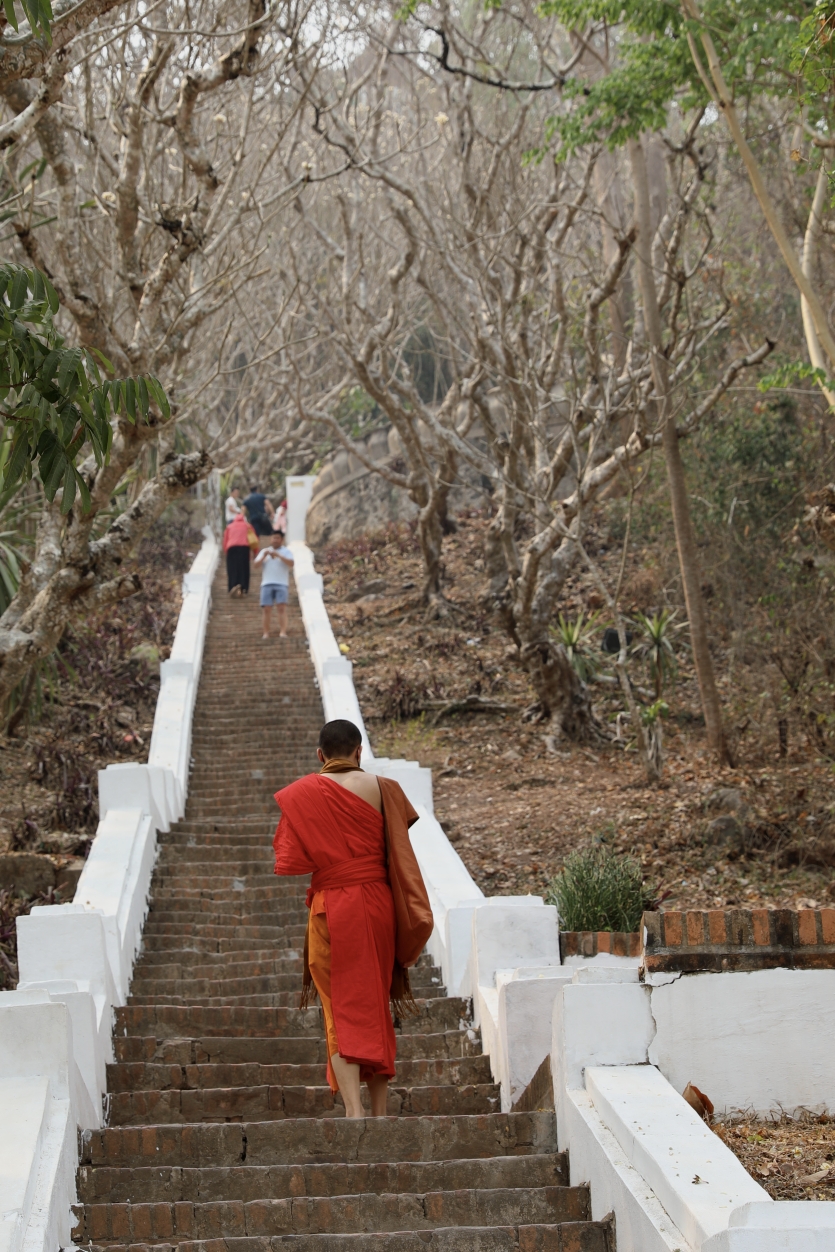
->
[273, 718, 432, 1118]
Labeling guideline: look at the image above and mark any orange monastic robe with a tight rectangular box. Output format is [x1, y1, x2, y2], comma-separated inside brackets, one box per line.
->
[273, 774, 397, 1091]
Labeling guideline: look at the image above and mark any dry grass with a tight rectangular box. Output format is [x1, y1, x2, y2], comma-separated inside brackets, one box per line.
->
[715, 1110, 835, 1200]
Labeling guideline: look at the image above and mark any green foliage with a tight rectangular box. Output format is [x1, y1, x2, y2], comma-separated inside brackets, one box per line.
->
[691, 397, 804, 537]
[551, 611, 601, 682]
[640, 698, 670, 726]
[333, 385, 379, 438]
[634, 609, 681, 699]
[544, 844, 647, 932]
[2, 0, 53, 42]
[758, 359, 835, 392]
[533, 2, 818, 155]
[0, 265, 170, 513]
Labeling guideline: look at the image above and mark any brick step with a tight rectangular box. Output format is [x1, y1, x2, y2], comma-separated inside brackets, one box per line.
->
[133, 956, 304, 978]
[73, 1182, 589, 1243]
[135, 950, 438, 971]
[151, 873, 295, 889]
[156, 851, 284, 867]
[144, 904, 307, 923]
[126, 987, 448, 1008]
[139, 926, 302, 946]
[174, 790, 280, 802]
[131, 960, 441, 989]
[115, 999, 471, 1040]
[80, 1111, 557, 1169]
[183, 812, 279, 823]
[113, 1031, 482, 1067]
[128, 976, 303, 999]
[153, 858, 279, 871]
[106, 1056, 492, 1094]
[76, 1152, 568, 1205]
[149, 881, 295, 897]
[162, 820, 277, 832]
[106, 1083, 500, 1125]
[148, 888, 303, 906]
[157, 841, 276, 855]
[81, 1221, 612, 1252]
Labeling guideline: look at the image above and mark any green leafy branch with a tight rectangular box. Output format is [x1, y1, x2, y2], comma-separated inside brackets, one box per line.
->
[2, 0, 53, 42]
[0, 264, 170, 515]
[757, 359, 835, 393]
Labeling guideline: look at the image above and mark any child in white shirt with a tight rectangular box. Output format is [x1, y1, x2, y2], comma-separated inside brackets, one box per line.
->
[254, 534, 294, 639]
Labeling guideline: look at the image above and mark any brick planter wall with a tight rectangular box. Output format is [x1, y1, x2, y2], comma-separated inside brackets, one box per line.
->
[642, 908, 835, 973]
[559, 930, 641, 961]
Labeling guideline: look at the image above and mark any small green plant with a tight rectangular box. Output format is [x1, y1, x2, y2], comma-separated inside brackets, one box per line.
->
[634, 609, 681, 700]
[544, 845, 648, 933]
[551, 611, 601, 683]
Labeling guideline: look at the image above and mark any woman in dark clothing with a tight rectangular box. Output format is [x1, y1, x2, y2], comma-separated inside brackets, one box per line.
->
[223, 513, 256, 596]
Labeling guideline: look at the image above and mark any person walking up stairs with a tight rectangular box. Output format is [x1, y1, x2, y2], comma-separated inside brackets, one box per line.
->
[72, 561, 615, 1251]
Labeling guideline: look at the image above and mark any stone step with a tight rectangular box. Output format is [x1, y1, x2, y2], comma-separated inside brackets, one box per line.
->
[115, 999, 471, 1040]
[113, 1031, 482, 1067]
[135, 951, 438, 971]
[127, 986, 448, 1006]
[105, 1056, 493, 1093]
[156, 851, 286, 867]
[81, 1221, 612, 1252]
[73, 1182, 589, 1242]
[76, 1152, 569, 1204]
[80, 1112, 558, 1168]
[138, 931, 305, 946]
[148, 889, 302, 905]
[131, 960, 441, 989]
[126, 991, 448, 1011]
[144, 904, 308, 923]
[106, 1083, 500, 1125]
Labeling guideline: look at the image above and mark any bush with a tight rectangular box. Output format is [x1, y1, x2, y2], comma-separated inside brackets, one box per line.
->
[544, 845, 647, 932]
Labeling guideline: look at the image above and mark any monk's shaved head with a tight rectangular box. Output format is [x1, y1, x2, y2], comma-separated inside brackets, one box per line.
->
[319, 719, 362, 760]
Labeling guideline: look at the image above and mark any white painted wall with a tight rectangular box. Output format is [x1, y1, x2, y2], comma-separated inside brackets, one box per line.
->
[550, 965, 835, 1252]
[649, 969, 835, 1116]
[3, 533, 219, 1252]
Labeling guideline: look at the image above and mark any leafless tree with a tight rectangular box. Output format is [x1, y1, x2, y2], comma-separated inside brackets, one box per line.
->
[0, 0, 337, 706]
[277, 14, 774, 744]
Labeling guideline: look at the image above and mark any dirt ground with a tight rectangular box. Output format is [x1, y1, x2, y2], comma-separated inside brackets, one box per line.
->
[320, 513, 835, 910]
[716, 1112, 835, 1200]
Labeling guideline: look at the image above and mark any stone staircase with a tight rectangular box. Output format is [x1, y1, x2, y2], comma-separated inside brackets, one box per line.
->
[72, 564, 614, 1251]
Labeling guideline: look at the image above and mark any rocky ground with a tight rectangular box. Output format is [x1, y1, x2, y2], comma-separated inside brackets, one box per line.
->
[716, 1112, 835, 1201]
[319, 512, 835, 912]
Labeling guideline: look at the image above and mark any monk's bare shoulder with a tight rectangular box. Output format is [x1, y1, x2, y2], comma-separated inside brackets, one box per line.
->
[323, 771, 382, 813]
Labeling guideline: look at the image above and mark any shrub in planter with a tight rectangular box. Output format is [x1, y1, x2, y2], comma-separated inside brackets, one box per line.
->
[544, 845, 647, 933]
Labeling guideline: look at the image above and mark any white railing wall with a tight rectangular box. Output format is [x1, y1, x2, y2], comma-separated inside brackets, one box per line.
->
[0, 531, 219, 1252]
[550, 964, 835, 1251]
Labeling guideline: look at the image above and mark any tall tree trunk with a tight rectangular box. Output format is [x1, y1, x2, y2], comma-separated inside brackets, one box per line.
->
[682, 0, 835, 372]
[802, 163, 835, 410]
[628, 136, 732, 765]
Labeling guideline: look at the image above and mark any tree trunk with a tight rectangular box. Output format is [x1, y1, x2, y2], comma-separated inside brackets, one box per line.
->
[0, 450, 211, 706]
[417, 503, 444, 610]
[682, 0, 835, 372]
[519, 638, 601, 744]
[802, 163, 835, 409]
[628, 136, 732, 765]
